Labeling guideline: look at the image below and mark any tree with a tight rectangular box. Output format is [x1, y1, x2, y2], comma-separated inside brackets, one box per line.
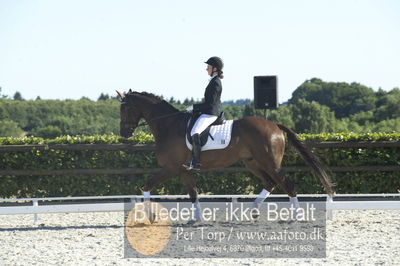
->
[375, 88, 400, 121]
[183, 97, 196, 106]
[0, 86, 8, 98]
[290, 78, 376, 118]
[242, 102, 265, 117]
[290, 99, 336, 133]
[372, 118, 400, 132]
[168, 97, 176, 104]
[349, 111, 374, 126]
[0, 82, 398, 138]
[13, 91, 24, 101]
[269, 105, 295, 129]
[221, 105, 244, 120]
[98, 93, 110, 101]
[0, 120, 25, 137]
[31, 125, 62, 138]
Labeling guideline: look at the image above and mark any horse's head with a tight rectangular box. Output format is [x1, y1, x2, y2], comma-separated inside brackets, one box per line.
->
[117, 90, 143, 138]
[117, 89, 182, 138]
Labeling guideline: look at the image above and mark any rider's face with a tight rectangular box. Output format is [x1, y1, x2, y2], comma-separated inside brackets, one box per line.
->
[206, 65, 214, 76]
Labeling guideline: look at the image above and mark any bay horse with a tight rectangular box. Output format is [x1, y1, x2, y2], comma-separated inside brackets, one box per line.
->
[118, 90, 334, 221]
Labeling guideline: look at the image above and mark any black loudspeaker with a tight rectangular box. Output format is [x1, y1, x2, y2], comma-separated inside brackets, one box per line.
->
[254, 76, 278, 109]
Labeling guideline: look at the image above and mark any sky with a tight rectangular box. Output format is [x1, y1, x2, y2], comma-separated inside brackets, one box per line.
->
[0, 0, 399, 103]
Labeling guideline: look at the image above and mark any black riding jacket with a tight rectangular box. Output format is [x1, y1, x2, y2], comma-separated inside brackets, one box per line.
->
[193, 76, 222, 116]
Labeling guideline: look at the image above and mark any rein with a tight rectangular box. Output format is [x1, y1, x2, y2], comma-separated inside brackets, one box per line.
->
[136, 111, 185, 128]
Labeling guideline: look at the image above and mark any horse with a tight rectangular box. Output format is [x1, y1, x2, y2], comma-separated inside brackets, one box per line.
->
[117, 90, 334, 221]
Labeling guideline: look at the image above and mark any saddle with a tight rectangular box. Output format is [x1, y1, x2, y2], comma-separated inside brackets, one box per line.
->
[186, 111, 225, 146]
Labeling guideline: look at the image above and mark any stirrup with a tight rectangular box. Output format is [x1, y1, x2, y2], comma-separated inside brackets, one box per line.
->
[182, 162, 193, 170]
[182, 162, 201, 171]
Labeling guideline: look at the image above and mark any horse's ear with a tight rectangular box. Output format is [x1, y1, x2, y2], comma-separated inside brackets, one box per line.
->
[116, 90, 125, 101]
[128, 88, 133, 93]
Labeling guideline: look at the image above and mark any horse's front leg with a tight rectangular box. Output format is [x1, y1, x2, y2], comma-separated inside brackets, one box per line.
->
[181, 172, 202, 222]
[142, 167, 179, 200]
[140, 167, 179, 223]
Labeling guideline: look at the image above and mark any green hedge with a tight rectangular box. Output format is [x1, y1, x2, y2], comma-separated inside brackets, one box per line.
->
[0, 132, 399, 198]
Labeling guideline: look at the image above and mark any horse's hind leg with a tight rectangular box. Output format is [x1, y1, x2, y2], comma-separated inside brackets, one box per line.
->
[251, 162, 300, 211]
[273, 168, 300, 209]
[249, 140, 300, 210]
[243, 158, 277, 209]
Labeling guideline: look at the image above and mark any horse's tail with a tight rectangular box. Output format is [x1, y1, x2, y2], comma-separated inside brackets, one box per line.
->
[277, 124, 335, 196]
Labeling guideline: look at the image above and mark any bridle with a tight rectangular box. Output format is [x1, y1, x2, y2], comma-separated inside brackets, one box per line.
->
[120, 111, 185, 136]
[118, 90, 187, 130]
[135, 111, 184, 128]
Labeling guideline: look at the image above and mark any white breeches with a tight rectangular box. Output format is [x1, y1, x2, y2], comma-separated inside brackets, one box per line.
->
[191, 114, 218, 136]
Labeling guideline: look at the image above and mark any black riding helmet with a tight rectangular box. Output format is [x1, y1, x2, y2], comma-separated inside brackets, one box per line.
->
[205, 56, 224, 70]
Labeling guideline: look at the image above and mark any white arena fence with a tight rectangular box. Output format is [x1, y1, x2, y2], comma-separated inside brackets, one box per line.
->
[0, 193, 399, 223]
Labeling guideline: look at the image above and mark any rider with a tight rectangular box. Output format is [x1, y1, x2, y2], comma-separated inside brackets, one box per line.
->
[183, 56, 224, 171]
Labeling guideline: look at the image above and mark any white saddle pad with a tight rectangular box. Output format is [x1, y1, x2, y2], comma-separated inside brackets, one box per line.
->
[185, 120, 234, 151]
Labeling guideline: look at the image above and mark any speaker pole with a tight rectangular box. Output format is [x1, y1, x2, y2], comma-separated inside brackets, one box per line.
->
[264, 108, 270, 120]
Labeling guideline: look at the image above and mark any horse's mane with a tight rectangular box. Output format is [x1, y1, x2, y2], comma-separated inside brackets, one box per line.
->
[127, 91, 181, 113]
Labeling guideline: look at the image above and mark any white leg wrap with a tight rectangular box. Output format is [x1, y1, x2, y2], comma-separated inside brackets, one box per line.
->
[192, 199, 202, 221]
[143, 191, 150, 201]
[252, 189, 270, 209]
[290, 196, 300, 210]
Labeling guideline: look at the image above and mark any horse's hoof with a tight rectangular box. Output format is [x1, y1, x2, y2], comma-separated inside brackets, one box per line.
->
[251, 212, 260, 220]
[149, 212, 156, 224]
[187, 219, 201, 225]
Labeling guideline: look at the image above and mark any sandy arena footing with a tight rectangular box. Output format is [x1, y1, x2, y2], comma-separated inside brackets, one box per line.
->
[0, 210, 399, 265]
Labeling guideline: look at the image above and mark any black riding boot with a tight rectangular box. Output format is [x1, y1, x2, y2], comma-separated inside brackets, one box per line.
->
[183, 134, 202, 171]
[191, 134, 202, 171]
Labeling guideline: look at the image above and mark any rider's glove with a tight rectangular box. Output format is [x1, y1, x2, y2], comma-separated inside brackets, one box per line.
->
[186, 105, 193, 112]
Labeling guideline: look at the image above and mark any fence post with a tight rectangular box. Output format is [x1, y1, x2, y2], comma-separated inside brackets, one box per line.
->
[326, 195, 333, 220]
[33, 200, 39, 224]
